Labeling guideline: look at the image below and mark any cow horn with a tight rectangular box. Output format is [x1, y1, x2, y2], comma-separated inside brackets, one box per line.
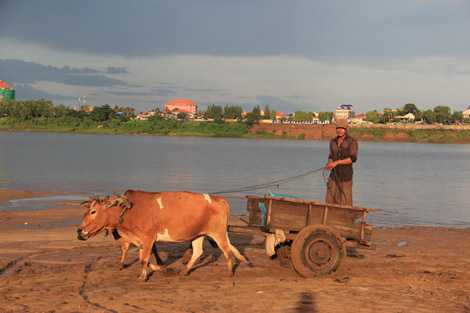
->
[118, 196, 132, 224]
[105, 199, 119, 209]
[115, 195, 130, 209]
[104, 195, 132, 210]
[80, 200, 91, 208]
[111, 191, 131, 208]
[81, 197, 98, 207]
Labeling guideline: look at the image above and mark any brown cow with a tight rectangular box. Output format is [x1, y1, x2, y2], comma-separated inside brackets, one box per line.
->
[77, 190, 248, 281]
[81, 196, 163, 269]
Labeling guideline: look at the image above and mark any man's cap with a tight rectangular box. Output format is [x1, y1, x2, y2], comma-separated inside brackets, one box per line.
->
[335, 119, 349, 129]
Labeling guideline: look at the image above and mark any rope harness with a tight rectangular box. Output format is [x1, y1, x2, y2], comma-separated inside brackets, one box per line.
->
[210, 166, 326, 195]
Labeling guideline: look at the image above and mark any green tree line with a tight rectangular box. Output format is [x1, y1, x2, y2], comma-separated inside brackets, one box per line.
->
[365, 103, 469, 124]
[0, 99, 252, 137]
[2, 99, 468, 130]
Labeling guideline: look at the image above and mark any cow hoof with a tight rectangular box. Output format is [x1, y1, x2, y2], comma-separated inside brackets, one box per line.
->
[149, 264, 166, 272]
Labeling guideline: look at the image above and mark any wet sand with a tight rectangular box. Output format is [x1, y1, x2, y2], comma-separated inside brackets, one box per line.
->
[1, 190, 469, 313]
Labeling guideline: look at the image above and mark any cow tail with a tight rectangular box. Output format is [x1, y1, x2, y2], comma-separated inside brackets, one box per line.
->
[220, 198, 248, 263]
[222, 198, 230, 217]
[217, 197, 230, 226]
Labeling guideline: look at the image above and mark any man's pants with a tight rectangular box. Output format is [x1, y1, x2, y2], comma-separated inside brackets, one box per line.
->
[326, 177, 353, 206]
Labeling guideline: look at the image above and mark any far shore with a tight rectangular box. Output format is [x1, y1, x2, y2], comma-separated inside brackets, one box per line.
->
[2, 122, 470, 144]
[251, 123, 470, 144]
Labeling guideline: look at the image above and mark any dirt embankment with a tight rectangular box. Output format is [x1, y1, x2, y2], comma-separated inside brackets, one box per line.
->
[251, 124, 337, 140]
[250, 123, 470, 144]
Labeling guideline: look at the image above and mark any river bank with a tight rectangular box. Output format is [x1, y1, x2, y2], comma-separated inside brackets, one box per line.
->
[250, 123, 470, 144]
[1, 190, 469, 312]
[2, 118, 470, 144]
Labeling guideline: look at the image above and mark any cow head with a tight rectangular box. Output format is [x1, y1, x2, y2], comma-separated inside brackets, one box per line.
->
[77, 194, 132, 241]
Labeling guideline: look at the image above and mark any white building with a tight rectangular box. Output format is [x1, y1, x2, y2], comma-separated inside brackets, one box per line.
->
[463, 109, 470, 120]
[394, 113, 415, 122]
[335, 104, 355, 120]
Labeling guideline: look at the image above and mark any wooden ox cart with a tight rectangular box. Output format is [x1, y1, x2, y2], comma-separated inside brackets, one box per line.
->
[228, 194, 375, 278]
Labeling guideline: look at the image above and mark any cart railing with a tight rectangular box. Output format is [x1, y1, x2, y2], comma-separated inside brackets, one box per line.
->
[246, 195, 375, 246]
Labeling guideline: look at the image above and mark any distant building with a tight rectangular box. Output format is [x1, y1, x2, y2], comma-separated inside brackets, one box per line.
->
[334, 104, 355, 120]
[275, 112, 288, 121]
[0, 80, 15, 100]
[172, 109, 194, 119]
[351, 113, 366, 124]
[136, 110, 157, 120]
[164, 99, 198, 115]
[394, 113, 415, 122]
[462, 109, 470, 120]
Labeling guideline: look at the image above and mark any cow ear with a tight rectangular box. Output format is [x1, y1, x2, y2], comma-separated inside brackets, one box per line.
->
[80, 201, 91, 208]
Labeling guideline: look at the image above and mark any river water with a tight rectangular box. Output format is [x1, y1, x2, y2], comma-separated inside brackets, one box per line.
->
[0, 131, 469, 228]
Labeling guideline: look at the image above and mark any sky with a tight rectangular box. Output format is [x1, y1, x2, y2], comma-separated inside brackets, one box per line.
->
[1, 0, 470, 114]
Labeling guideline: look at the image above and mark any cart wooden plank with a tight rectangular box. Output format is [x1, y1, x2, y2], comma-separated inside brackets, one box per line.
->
[245, 195, 375, 244]
[246, 195, 376, 212]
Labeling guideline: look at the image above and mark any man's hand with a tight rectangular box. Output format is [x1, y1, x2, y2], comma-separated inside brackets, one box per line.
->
[326, 160, 336, 171]
[326, 157, 353, 171]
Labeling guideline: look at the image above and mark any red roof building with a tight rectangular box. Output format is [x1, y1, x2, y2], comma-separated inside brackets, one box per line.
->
[0, 80, 15, 100]
[164, 99, 198, 115]
[0, 80, 14, 89]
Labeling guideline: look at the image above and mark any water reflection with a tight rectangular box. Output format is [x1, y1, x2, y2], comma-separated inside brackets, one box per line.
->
[1, 132, 469, 228]
[2, 195, 87, 211]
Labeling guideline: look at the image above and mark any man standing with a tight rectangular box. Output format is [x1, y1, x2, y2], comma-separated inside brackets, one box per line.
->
[325, 119, 358, 206]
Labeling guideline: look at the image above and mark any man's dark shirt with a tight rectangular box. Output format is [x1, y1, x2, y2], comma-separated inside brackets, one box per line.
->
[328, 134, 358, 182]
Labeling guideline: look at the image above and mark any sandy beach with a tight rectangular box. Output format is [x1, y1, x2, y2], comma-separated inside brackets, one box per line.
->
[1, 190, 469, 313]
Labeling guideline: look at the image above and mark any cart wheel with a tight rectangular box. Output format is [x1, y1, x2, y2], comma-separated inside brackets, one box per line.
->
[291, 225, 345, 278]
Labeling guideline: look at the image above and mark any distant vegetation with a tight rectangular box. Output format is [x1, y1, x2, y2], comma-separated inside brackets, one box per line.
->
[364, 103, 470, 124]
[1, 99, 470, 143]
[0, 115, 254, 137]
[0, 99, 253, 137]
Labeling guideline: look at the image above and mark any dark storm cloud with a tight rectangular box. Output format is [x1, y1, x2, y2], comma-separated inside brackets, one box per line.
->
[0, 59, 127, 87]
[105, 90, 155, 96]
[106, 67, 129, 74]
[1, 1, 468, 62]
[151, 83, 179, 97]
[151, 82, 229, 97]
[152, 88, 178, 97]
[255, 95, 315, 113]
[13, 84, 76, 101]
[182, 88, 229, 97]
